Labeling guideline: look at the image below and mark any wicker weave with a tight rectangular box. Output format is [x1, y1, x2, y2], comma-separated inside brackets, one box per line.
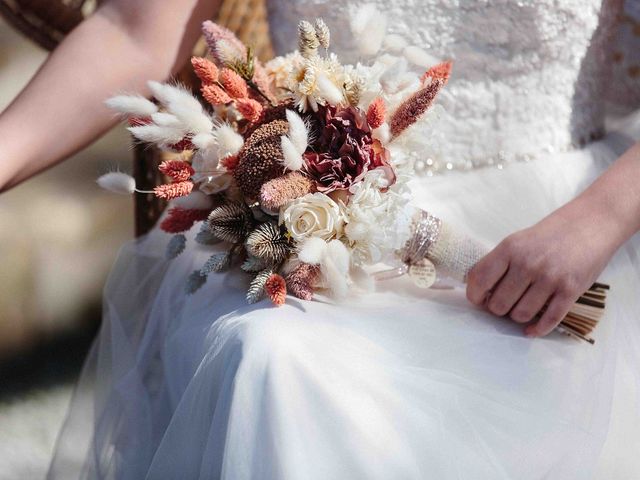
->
[0, 0, 273, 235]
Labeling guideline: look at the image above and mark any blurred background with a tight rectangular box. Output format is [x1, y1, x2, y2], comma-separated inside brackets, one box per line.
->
[0, 16, 132, 479]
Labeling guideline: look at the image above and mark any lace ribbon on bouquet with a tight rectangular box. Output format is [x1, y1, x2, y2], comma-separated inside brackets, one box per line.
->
[400, 211, 609, 344]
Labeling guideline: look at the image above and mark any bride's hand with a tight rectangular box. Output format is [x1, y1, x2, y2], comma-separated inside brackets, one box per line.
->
[465, 202, 620, 337]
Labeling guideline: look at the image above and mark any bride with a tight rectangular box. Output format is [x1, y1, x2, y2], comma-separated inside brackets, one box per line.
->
[0, 0, 638, 478]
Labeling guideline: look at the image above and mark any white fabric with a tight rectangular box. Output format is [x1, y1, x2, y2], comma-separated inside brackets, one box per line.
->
[48, 1, 640, 478]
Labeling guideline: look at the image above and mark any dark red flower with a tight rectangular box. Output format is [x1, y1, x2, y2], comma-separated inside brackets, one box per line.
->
[303, 106, 394, 193]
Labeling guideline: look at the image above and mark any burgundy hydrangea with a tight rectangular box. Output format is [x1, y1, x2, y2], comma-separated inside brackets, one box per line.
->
[303, 106, 394, 193]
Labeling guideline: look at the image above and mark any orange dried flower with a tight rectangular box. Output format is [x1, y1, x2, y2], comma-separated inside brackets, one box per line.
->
[160, 207, 210, 233]
[154, 181, 193, 199]
[421, 61, 453, 85]
[265, 273, 287, 306]
[220, 154, 240, 171]
[159, 160, 194, 182]
[202, 84, 232, 105]
[220, 68, 248, 99]
[191, 56, 219, 85]
[366, 97, 386, 129]
[236, 98, 263, 123]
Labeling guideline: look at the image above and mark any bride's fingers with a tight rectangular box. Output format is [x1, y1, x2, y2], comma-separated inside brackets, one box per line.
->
[509, 282, 554, 324]
[485, 267, 531, 316]
[466, 251, 509, 305]
[525, 292, 574, 337]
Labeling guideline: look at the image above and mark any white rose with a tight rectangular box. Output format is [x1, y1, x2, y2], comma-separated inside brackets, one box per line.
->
[280, 192, 345, 241]
[199, 173, 233, 195]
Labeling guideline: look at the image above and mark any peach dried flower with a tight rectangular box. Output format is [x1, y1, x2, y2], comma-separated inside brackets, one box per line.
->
[191, 56, 219, 85]
[236, 98, 263, 123]
[220, 68, 248, 99]
[366, 97, 386, 129]
[202, 84, 232, 105]
[265, 273, 287, 306]
[154, 181, 194, 199]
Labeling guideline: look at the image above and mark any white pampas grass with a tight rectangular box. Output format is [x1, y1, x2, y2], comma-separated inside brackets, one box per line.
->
[322, 240, 350, 298]
[279, 109, 309, 171]
[105, 95, 158, 117]
[192, 132, 217, 151]
[151, 112, 182, 128]
[383, 34, 408, 53]
[172, 191, 215, 210]
[96, 172, 136, 194]
[212, 124, 244, 157]
[285, 109, 309, 153]
[403, 46, 440, 68]
[128, 124, 184, 144]
[372, 123, 391, 143]
[349, 4, 387, 56]
[281, 136, 305, 171]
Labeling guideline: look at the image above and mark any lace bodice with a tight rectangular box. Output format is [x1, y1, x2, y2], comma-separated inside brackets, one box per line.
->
[267, 0, 622, 172]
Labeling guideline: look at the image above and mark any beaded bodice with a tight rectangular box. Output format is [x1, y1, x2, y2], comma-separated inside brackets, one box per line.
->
[267, 0, 622, 173]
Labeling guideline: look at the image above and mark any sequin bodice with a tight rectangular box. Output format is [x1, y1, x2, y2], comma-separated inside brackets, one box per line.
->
[267, 0, 622, 172]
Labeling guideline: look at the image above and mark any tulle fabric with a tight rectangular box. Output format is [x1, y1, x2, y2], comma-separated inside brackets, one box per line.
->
[48, 111, 640, 480]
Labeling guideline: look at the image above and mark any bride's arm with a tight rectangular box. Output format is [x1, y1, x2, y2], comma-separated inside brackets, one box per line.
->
[466, 142, 640, 337]
[0, 0, 221, 192]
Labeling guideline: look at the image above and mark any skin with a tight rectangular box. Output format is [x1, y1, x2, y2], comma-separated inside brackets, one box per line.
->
[467, 142, 640, 337]
[0, 0, 637, 338]
[0, 0, 221, 191]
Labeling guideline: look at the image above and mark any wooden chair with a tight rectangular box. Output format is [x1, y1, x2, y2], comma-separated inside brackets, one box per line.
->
[0, 0, 273, 236]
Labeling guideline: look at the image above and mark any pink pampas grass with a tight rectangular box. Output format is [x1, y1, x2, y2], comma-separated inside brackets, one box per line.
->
[259, 172, 315, 211]
[285, 263, 320, 301]
[160, 207, 210, 233]
[154, 181, 193, 199]
[159, 160, 194, 182]
[366, 97, 386, 129]
[191, 56, 219, 85]
[389, 79, 444, 138]
[202, 84, 232, 106]
[220, 68, 249, 99]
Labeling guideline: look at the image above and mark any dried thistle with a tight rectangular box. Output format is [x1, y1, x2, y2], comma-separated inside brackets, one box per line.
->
[314, 18, 331, 49]
[298, 20, 320, 59]
[241, 255, 270, 273]
[154, 181, 194, 200]
[265, 273, 287, 306]
[247, 268, 273, 304]
[207, 203, 254, 243]
[195, 221, 222, 245]
[245, 222, 291, 263]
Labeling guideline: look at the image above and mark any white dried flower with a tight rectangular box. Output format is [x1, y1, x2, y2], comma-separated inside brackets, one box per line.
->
[291, 54, 345, 112]
[280, 192, 345, 241]
[344, 170, 412, 265]
[265, 51, 305, 94]
[314, 18, 331, 49]
[298, 20, 320, 59]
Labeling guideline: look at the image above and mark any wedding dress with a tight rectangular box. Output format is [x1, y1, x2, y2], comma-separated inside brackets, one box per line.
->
[49, 0, 640, 478]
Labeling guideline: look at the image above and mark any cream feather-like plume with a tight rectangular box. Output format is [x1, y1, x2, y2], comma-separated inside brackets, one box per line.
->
[280, 109, 309, 171]
[105, 95, 158, 117]
[96, 172, 136, 195]
[297, 237, 350, 299]
[349, 4, 387, 56]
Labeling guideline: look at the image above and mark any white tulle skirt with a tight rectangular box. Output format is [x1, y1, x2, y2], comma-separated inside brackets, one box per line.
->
[48, 111, 640, 480]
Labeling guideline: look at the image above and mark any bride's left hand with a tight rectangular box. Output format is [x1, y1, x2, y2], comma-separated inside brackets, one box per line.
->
[465, 203, 619, 337]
